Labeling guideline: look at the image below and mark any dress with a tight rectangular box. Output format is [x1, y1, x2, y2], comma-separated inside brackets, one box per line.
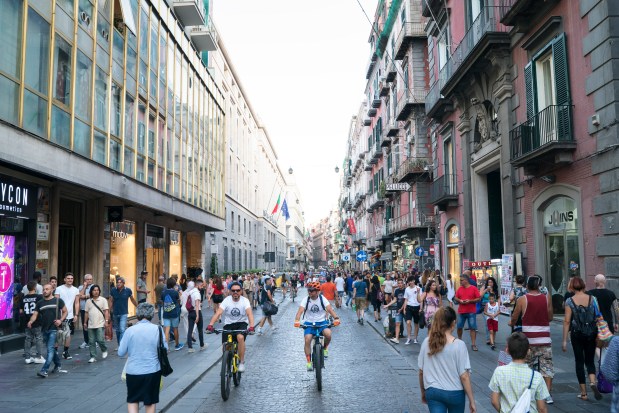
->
[424, 295, 440, 325]
[446, 280, 455, 302]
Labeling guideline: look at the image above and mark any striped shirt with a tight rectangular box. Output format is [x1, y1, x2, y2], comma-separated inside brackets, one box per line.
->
[522, 293, 551, 346]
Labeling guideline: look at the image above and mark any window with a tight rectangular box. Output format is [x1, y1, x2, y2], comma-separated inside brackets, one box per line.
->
[94, 67, 108, 130]
[23, 90, 47, 137]
[536, 53, 555, 111]
[125, 94, 135, 148]
[93, 129, 107, 165]
[51, 106, 70, 148]
[0, 0, 23, 79]
[468, 0, 484, 28]
[437, 24, 450, 70]
[75, 51, 92, 121]
[25, 7, 50, 95]
[73, 118, 91, 156]
[110, 84, 122, 137]
[53, 35, 72, 106]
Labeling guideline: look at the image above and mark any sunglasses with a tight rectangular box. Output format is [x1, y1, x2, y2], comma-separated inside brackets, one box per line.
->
[230, 289, 242, 293]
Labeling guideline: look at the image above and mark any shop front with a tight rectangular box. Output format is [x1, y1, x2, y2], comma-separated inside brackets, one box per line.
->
[445, 223, 462, 288]
[108, 221, 137, 316]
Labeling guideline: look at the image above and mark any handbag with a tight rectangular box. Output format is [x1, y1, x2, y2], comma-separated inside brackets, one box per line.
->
[54, 298, 71, 346]
[598, 349, 614, 394]
[418, 302, 426, 330]
[262, 301, 278, 316]
[511, 368, 535, 413]
[158, 326, 173, 377]
[593, 298, 613, 343]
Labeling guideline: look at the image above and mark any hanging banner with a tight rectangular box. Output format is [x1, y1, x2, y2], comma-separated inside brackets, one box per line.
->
[0, 235, 15, 321]
[347, 218, 357, 235]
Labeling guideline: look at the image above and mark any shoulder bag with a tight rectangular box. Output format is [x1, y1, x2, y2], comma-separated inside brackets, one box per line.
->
[55, 298, 71, 346]
[511, 369, 535, 413]
[158, 326, 173, 376]
[593, 297, 613, 345]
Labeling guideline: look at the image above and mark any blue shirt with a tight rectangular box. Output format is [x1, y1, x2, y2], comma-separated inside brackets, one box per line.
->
[118, 319, 167, 374]
[345, 277, 354, 292]
[110, 287, 133, 315]
[353, 281, 367, 297]
[161, 288, 180, 319]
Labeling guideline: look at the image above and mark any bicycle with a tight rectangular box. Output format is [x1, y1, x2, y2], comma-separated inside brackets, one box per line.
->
[211, 328, 248, 401]
[298, 322, 334, 391]
[291, 286, 297, 302]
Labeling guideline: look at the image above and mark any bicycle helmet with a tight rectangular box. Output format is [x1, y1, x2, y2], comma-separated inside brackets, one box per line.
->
[306, 281, 321, 291]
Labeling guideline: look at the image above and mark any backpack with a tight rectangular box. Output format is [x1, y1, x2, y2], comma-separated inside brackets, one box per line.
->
[162, 290, 177, 314]
[186, 292, 194, 312]
[303, 295, 326, 318]
[567, 296, 596, 337]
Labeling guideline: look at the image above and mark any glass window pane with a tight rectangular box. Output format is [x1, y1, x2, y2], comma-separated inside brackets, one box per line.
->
[23, 90, 47, 138]
[137, 101, 146, 154]
[139, 8, 148, 57]
[97, 13, 110, 49]
[75, 51, 92, 120]
[30, 0, 51, 16]
[124, 147, 134, 177]
[96, 45, 109, 69]
[51, 105, 71, 148]
[139, 60, 147, 96]
[57, 0, 74, 14]
[73, 117, 91, 157]
[53, 35, 72, 105]
[148, 161, 154, 186]
[125, 93, 135, 148]
[110, 139, 121, 171]
[137, 155, 145, 182]
[148, 115, 155, 159]
[126, 45, 137, 76]
[149, 69, 157, 100]
[0, 0, 24, 78]
[111, 84, 122, 137]
[93, 129, 107, 164]
[78, 27, 93, 56]
[25, 7, 50, 95]
[0, 76, 19, 124]
[55, 5, 73, 40]
[78, 0, 93, 34]
[113, 29, 124, 64]
[150, 23, 157, 67]
[95, 67, 108, 130]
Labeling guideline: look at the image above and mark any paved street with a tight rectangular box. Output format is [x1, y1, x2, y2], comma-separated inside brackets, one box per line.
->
[0, 290, 613, 412]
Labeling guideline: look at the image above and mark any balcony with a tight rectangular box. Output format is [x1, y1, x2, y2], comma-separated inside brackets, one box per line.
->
[397, 157, 431, 182]
[439, 7, 509, 97]
[371, 95, 382, 109]
[509, 104, 576, 174]
[388, 213, 429, 235]
[394, 21, 426, 60]
[431, 174, 458, 211]
[190, 20, 217, 51]
[379, 134, 392, 148]
[422, 0, 441, 18]
[367, 107, 377, 118]
[379, 77, 390, 97]
[396, 89, 426, 121]
[366, 53, 378, 80]
[378, 224, 392, 240]
[371, 143, 383, 160]
[499, 0, 557, 27]
[386, 61, 397, 82]
[425, 81, 453, 120]
[363, 118, 372, 126]
[173, 0, 205, 27]
[368, 192, 385, 209]
[364, 161, 373, 171]
[358, 151, 367, 160]
[352, 231, 366, 244]
[384, 118, 400, 137]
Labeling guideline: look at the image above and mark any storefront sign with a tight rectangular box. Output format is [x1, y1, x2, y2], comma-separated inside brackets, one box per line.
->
[469, 260, 492, 268]
[37, 222, 49, 240]
[0, 175, 37, 219]
[0, 235, 15, 320]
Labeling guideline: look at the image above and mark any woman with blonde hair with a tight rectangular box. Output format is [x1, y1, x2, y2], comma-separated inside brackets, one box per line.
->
[418, 306, 476, 413]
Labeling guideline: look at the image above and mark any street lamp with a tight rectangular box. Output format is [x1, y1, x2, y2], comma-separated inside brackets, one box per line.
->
[288, 167, 293, 174]
[335, 166, 339, 173]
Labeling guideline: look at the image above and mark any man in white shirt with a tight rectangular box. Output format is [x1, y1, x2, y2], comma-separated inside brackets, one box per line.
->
[77, 274, 94, 349]
[54, 273, 80, 359]
[334, 273, 345, 308]
[206, 282, 255, 372]
[402, 275, 422, 344]
[21, 271, 43, 295]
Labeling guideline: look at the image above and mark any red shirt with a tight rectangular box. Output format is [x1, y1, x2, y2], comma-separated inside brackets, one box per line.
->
[320, 282, 337, 300]
[455, 285, 480, 314]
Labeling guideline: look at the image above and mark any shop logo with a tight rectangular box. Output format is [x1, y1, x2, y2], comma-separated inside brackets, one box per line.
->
[548, 210, 574, 226]
[113, 231, 129, 239]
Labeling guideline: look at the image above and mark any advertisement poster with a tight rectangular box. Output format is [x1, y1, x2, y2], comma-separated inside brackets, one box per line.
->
[0, 235, 15, 321]
[500, 254, 514, 315]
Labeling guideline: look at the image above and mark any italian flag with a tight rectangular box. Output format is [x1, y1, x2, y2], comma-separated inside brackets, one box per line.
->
[271, 194, 281, 214]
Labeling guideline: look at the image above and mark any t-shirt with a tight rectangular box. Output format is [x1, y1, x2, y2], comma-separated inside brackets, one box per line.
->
[21, 293, 43, 326]
[404, 286, 421, 307]
[418, 337, 471, 391]
[261, 285, 274, 303]
[588, 288, 617, 332]
[393, 288, 406, 310]
[455, 285, 481, 314]
[154, 283, 165, 306]
[488, 362, 550, 413]
[161, 288, 181, 319]
[345, 277, 354, 292]
[334, 277, 345, 292]
[55, 285, 79, 319]
[243, 279, 252, 291]
[383, 280, 394, 294]
[186, 289, 201, 311]
[110, 287, 133, 315]
[353, 280, 367, 297]
[35, 297, 66, 331]
[137, 278, 148, 301]
[220, 296, 251, 325]
[22, 283, 43, 295]
[301, 295, 329, 323]
[320, 282, 337, 300]
[78, 284, 93, 311]
[84, 296, 109, 328]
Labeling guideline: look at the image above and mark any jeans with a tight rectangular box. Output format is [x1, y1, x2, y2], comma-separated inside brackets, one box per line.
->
[571, 332, 597, 384]
[426, 387, 466, 413]
[80, 310, 89, 344]
[113, 314, 128, 345]
[346, 292, 353, 306]
[187, 312, 204, 348]
[41, 330, 61, 372]
[24, 326, 44, 358]
[88, 327, 108, 358]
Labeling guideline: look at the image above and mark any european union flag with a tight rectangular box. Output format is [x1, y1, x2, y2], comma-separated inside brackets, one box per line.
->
[281, 199, 290, 220]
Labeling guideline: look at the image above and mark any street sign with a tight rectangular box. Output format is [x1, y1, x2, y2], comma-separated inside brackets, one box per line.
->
[414, 246, 425, 257]
[386, 182, 411, 192]
[429, 244, 435, 255]
[341, 253, 351, 262]
[356, 250, 368, 262]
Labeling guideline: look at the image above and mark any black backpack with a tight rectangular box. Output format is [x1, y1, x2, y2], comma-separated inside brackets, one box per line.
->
[567, 296, 597, 337]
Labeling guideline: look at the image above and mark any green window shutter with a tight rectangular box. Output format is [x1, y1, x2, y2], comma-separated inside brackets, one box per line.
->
[552, 33, 570, 105]
[524, 61, 535, 120]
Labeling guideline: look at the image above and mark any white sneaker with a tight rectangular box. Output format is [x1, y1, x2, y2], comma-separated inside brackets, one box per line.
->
[237, 362, 246, 372]
[102, 351, 108, 359]
[390, 338, 400, 344]
[413, 339, 419, 344]
[33, 356, 45, 364]
[79, 342, 88, 349]
[25, 358, 34, 364]
[272, 326, 278, 331]
[257, 327, 263, 336]
[88, 357, 96, 363]
[405, 338, 411, 345]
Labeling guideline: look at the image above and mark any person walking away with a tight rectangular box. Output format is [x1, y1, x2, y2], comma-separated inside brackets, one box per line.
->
[489, 332, 549, 413]
[21, 281, 45, 364]
[483, 294, 500, 350]
[54, 273, 80, 359]
[454, 274, 481, 352]
[257, 277, 277, 335]
[403, 276, 422, 344]
[118, 303, 166, 413]
[508, 275, 527, 332]
[383, 273, 394, 305]
[160, 278, 183, 351]
[82, 284, 109, 362]
[352, 274, 368, 324]
[588, 274, 618, 334]
[511, 275, 554, 404]
[369, 275, 383, 322]
[446, 274, 455, 308]
[27, 284, 68, 377]
[109, 277, 138, 347]
[320, 276, 338, 308]
[418, 306, 476, 413]
[77, 274, 94, 349]
[562, 276, 602, 401]
[334, 273, 345, 308]
[345, 274, 354, 307]
[601, 336, 619, 413]
[154, 275, 166, 323]
[383, 278, 406, 343]
[185, 281, 205, 352]
[21, 271, 43, 295]
[211, 276, 225, 316]
[136, 271, 150, 304]
[421, 280, 441, 329]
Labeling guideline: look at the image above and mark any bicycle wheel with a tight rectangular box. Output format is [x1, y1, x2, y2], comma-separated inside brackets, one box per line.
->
[233, 352, 242, 386]
[313, 342, 322, 391]
[220, 350, 232, 401]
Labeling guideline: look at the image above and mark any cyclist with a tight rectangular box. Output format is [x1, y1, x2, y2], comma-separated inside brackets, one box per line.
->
[293, 282, 340, 371]
[206, 282, 254, 372]
[290, 273, 299, 299]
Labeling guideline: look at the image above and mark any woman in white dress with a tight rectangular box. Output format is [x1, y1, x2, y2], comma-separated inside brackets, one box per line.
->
[446, 273, 455, 308]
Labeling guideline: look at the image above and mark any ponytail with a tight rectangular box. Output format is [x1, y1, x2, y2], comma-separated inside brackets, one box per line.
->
[428, 307, 457, 356]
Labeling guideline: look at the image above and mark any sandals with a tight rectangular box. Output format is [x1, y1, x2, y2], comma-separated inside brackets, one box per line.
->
[471, 345, 478, 351]
[577, 393, 588, 401]
[590, 383, 603, 400]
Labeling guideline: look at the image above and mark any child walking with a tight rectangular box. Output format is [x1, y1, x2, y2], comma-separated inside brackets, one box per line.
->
[484, 294, 500, 350]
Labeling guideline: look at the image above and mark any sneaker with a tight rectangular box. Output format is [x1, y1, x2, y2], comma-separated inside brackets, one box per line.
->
[79, 342, 88, 349]
[51, 367, 67, 374]
[306, 362, 313, 371]
[405, 339, 411, 345]
[25, 358, 34, 364]
[102, 351, 108, 359]
[491, 345, 496, 351]
[88, 357, 96, 363]
[199, 345, 207, 351]
[545, 396, 554, 404]
[237, 362, 246, 372]
[272, 326, 278, 331]
[413, 339, 419, 344]
[390, 338, 400, 344]
[257, 327, 263, 336]
[323, 349, 329, 359]
[37, 370, 48, 378]
[174, 343, 184, 351]
[360, 319, 364, 325]
[62, 351, 72, 360]
[187, 348, 195, 353]
[33, 356, 45, 364]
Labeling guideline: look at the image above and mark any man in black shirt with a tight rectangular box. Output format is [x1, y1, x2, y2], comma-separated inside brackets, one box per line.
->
[21, 281, 44, 364]
[588, 274, 618, 334]
[383, 279, 406, 343]
[27, 284, 68, 377]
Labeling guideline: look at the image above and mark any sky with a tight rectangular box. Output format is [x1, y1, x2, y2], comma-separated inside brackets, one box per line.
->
[212, 0, 379, 225]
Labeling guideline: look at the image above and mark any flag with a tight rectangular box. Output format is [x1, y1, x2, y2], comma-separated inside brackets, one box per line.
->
[271, 194, 281, 214]
[281, 199, 290, 220]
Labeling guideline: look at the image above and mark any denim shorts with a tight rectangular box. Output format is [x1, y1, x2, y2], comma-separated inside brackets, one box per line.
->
[456, 312, 477, 330]
[394, 313, 403, 323]
[162, 317, 180, 328]
[303, 320, 330, 336]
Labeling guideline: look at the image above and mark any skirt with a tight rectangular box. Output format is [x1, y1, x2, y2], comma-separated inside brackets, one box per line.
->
[126, 371, 162, 405]
[212, 294, 224, 304]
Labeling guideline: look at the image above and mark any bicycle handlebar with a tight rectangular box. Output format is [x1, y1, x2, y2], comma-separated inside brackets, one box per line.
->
[208, 328, 252, 335]
[298, 323, 335, 329]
